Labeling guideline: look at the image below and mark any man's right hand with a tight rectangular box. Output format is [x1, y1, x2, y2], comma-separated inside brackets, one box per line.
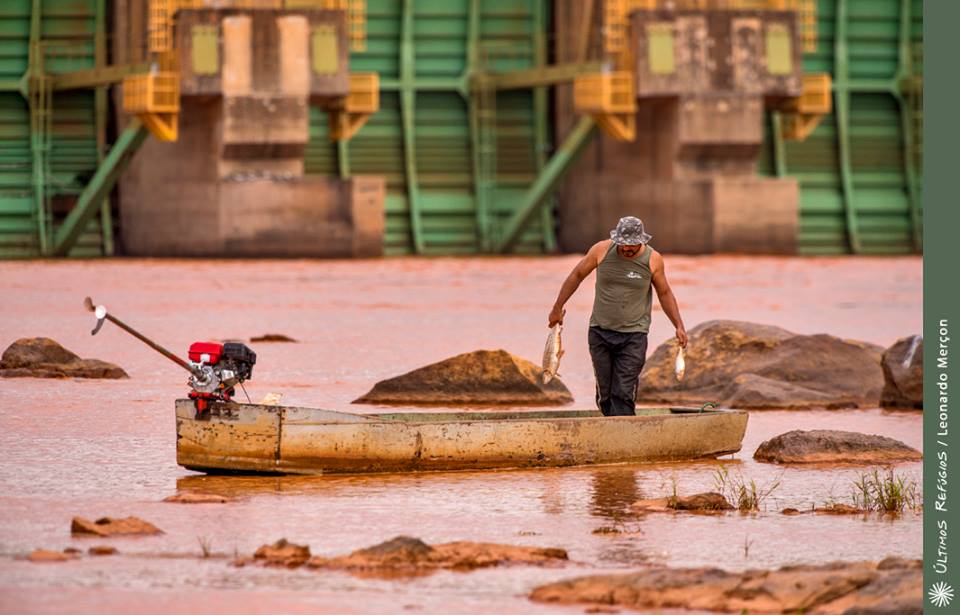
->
[548, 306, 566, 328]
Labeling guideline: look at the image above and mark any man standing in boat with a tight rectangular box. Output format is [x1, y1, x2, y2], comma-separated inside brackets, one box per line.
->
[548, 216, 688, 416]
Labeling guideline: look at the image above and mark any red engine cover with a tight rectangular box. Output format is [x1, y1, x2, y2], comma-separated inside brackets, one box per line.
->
[188, 341, 223, 364]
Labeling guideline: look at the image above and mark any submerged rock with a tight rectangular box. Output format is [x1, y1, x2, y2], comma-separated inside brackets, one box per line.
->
[88, 545, 118, 556]
[1, 337, 128, 379]
[530, 559, 921, 613]
[780, 504, 865, 516]
[354, 349, 574, 405]
[246, 535, 567, 576]
[753, 430, 922, 464]
[814, 503, 864, 515]
[162, 493, 233, 504]
[880, 335, 923, 409]
[70, 516, 163, 537]
[249, 333, 297, 343]
[307, 535, 567, 575]
[636, 320, 884, 409]
[27, 549, 78, 563]
[632, 492, 733, 513]
[253, 539, 311, 567]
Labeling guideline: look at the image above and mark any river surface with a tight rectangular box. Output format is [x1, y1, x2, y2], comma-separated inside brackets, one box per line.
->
[0, 256, 922, 614]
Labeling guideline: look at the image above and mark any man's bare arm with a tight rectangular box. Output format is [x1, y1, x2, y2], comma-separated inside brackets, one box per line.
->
[650, 251, 688, 347]
[548, 241, 606, 327]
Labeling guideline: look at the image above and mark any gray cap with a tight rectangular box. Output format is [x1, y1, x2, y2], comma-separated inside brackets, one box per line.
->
[610, 216, 652, 245]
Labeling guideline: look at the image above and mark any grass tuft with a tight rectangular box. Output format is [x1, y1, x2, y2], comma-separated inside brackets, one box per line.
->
[713, 466, 782, 512]
[851, 468, 921, 513]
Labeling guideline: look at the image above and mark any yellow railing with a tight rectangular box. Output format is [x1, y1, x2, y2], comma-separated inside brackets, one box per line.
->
[329, 72, 379, 140]
[346, 72, 379, 114]
[574, 72, 636, 115]
[781, 72, 831, 140]
[574, 72, 637, 141]
[123, 72, 180, 114]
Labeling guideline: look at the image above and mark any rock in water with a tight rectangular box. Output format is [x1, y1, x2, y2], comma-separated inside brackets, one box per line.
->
[70, 516, 163, 537]
[529, 559, 921, 613]
[305, 535, 568, 575]
[27, 549, 78, 563]
[249, 333, 297, 343]
[636, 320, 884, 409]
[1, 337, 128, 379]
[241, 535, 567, 576]
[753, 430, 922, 464]
[632, 492, 733, 513]
[253, 539, 311, 567]
[162, 493, 233, 504]
[353, 349, 573, 405]
[880, 335, 923, 409]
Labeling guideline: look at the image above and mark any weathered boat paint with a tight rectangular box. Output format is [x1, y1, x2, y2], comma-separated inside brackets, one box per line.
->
[176, 400, 748, 475]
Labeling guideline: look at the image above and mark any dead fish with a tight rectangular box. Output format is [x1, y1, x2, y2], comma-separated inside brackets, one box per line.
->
[542, 324, 564, 384]
[675, 345, 686, 381]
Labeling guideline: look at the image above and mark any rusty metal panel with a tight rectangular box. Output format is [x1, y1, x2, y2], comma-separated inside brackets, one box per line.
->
[175, 400, 282, 473]
[765, 22, 793, 75]
[191, 25, 220, 75]
[311, 24, 339, 75]
[648, 23, 676, 74]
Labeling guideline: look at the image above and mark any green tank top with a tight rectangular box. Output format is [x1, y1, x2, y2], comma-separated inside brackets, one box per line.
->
[589, 242, 653, 333]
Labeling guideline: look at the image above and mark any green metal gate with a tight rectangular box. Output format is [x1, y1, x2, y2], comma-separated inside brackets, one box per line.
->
[760, 0, 923, 254]
[0, 0, 925, 257]
[305, 0, 555, 255]
[0, 0, 108, 258]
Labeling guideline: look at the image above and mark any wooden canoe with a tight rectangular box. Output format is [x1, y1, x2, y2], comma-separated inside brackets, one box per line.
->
[175, 400, 748, 475]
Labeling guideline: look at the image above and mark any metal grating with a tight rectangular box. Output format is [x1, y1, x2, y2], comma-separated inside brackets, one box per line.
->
[304, 0, 550, 255]
[0, 0, 105, 258]
[761, 0, 923, 254]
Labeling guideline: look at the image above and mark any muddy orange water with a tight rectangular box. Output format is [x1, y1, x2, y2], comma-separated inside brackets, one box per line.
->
[0, 256, 921, 614]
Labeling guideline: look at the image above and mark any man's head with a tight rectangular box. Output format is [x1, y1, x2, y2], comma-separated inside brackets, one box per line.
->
[610, 216, 652, 252]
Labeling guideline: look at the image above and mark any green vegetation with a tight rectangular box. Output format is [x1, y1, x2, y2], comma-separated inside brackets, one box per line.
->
[851, 468, 921, 513]
[197, 535, 213, 558]
[713, 466, 782, 512]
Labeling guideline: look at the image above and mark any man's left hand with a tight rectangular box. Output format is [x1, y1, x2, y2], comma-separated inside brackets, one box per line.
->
[676, 327, 688, 348]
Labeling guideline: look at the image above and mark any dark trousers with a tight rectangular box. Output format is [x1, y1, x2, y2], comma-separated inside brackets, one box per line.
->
[588, 326, 649, 416]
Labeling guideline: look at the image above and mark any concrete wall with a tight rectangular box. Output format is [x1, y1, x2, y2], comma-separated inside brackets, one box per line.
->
[553, 5, 801, 255]
[114, 5, 385, 258]
[120, 98, 385, 258]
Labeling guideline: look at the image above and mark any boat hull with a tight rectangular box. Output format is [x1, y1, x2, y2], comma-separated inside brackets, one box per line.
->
[175, 401, 748, 475]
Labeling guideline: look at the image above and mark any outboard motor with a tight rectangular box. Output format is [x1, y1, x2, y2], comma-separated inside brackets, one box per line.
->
[83, 297, 256, 416]
[186, 342, 257, 413]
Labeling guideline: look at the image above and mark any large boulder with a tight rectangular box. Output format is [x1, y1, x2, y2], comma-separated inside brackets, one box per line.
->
[753, 430, 922, 464]
[637, 320, 884, 409]
[529, 558, 921, 614]
[1, 337, 128, 379]
[354, 349, 573, 405]
[880, 335, 923, 409]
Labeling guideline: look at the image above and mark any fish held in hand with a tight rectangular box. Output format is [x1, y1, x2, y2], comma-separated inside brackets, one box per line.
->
[542, 324, 564, 384]
[675, 345, 686, 381]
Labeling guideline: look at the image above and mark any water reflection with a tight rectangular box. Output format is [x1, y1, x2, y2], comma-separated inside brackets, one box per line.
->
[589, 468, 641, 521]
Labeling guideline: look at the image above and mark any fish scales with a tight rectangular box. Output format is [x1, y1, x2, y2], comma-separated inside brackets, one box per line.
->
[542, 324, 563, 384]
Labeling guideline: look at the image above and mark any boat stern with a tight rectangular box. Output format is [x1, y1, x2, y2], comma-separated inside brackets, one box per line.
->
[175, 399, 281, 473]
